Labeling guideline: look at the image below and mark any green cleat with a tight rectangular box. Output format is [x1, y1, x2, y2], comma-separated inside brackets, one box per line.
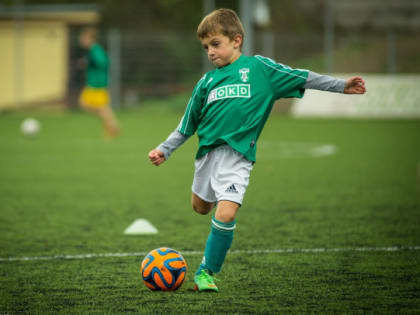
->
[194, 270, 219, 292]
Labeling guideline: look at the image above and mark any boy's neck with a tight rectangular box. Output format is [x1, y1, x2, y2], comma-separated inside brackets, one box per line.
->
[230, 52, 242, 64]
[219, 52, 242, 69]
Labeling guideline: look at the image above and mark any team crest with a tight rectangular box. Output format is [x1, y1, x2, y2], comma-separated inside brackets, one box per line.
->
[239, 68, 250, 82]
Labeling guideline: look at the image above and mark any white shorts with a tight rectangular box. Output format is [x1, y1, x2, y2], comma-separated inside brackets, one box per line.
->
[192, 145, 254, 205]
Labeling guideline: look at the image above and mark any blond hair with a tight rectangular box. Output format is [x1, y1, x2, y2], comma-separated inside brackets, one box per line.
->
[197, 8, 245, 49]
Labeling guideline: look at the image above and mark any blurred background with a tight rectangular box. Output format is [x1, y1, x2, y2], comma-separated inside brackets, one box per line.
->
[0, 0, 419, 116]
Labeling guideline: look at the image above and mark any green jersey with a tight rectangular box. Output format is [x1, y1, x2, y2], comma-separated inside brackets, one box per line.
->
[179, 55, 309, 162]
[86, 43, 109, 88]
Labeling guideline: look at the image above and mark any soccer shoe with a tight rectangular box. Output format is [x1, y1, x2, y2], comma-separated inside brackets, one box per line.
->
[194, 270, 219, 292]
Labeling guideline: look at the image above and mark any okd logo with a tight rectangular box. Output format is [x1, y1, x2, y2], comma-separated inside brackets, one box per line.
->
[207, 84, 250, 104]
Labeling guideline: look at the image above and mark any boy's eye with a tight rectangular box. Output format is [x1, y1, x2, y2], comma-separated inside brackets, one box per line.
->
[203, 45, 208, 50]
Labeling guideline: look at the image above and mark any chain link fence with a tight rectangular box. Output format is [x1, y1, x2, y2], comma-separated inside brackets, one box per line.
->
[66, 27, 419, 108]
[2, 1, 419, 110]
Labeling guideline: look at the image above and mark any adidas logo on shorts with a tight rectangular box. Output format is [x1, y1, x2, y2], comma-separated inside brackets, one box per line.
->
[225, 184, 238, 194]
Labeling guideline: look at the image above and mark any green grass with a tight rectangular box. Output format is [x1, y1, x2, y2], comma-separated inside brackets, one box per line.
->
[1, 107, 420, 314]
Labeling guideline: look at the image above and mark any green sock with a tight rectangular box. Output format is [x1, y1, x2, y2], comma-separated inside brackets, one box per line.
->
[196, 216, 236, 275]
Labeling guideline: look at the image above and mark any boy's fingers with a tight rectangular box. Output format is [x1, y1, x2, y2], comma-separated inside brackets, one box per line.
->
[152, 158, 164, 166]
[149, 150, 164, 157]
[149, 150, 162, 159]
[148, 152, 165, 165]
[148, 149, 165, 165]
[346, 76, 366, 94]
[356, 86, 366, 94]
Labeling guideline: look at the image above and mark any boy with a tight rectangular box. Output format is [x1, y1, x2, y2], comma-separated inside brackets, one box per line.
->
[148, 9, 365, 292]
[79, 27, 120, 138]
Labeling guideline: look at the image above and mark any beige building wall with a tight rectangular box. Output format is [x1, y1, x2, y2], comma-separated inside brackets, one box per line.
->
[0, 21, 68, 109]
[0, 23, 15, 107]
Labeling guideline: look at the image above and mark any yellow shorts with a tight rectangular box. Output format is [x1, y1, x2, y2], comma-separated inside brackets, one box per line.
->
[80, 87, 110, 109]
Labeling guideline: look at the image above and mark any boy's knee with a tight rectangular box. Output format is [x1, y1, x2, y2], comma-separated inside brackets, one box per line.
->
[214, 211, 236, 223]
[192, 202, 212, 215]
[214, 201, 239, 223]
[191, 195, 213, 215]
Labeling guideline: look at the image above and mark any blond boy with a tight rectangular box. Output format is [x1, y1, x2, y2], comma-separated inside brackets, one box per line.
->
[149, 9, 365, 292]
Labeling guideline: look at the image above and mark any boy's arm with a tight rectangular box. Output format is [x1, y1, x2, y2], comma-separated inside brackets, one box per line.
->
[304, 71, 366, 94]
[156, 126, 190, 160]
[149, 74, 206, 166]
[148, 121, 190, 166]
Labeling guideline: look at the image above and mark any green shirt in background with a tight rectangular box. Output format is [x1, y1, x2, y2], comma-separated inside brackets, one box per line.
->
[86, 43, 109, 88]
[179, 54, 309, 162]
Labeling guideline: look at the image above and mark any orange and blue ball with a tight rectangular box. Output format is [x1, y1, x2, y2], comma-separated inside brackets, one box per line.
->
[140, 247, 187, 291]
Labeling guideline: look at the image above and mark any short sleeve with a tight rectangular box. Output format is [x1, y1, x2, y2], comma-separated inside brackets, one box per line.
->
[255, 55, 308, 99]
[178, 75, 207, 136]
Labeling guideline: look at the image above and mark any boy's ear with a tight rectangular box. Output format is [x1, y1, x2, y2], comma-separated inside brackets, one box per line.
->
[233, 34, 243, 49]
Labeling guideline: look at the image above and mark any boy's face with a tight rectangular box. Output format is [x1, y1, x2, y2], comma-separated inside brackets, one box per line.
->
[200, 33, 242, 68]
[79, 32, 94, 49]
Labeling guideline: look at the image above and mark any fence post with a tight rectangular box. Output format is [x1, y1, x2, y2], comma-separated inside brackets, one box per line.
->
[324, 0, 334, 73]
[240, 0, 254, 57]
[387, 30, 397, 74]
[108, 28, 121, 109]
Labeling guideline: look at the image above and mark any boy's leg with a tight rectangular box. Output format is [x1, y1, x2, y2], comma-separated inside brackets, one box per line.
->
[191, 193, 214, 215]
[214, 200, 239, 223]
[196, 200, 239, 276]
[194, 200, 238, 292]
[192, 146, 250, 291]
[98, 107, 120, 138]
[79, 92, 119, 138]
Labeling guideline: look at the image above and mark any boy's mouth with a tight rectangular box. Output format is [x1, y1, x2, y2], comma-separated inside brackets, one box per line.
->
[212, 58, 225, 65]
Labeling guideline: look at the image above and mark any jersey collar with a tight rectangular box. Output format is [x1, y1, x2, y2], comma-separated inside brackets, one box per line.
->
[216, 54, 245, 72]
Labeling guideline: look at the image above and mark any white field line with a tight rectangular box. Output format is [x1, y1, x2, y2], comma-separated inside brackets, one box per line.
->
[1, 246, 420, 263]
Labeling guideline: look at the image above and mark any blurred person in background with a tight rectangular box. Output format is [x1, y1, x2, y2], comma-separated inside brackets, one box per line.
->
[79, 27, 120, 138]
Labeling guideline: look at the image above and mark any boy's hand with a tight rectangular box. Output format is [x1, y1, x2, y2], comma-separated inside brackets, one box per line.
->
[148, 149, 166, 166]
[344, 76, 366, 94]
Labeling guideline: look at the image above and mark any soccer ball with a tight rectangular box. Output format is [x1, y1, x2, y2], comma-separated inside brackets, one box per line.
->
[21, 118, 40, 136]
[140, 247, 187, 291]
